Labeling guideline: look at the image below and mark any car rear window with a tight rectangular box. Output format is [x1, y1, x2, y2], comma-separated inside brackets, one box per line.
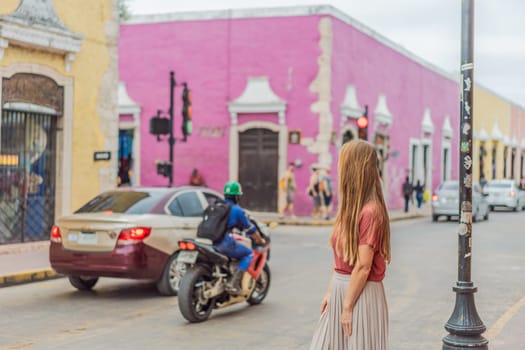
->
[441, 182, 459, 190]
[486, 182, 511, 188]
[75, 190, 165, 214]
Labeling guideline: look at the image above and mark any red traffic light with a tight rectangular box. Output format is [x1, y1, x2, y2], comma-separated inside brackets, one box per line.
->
[357, 116, 368, 129]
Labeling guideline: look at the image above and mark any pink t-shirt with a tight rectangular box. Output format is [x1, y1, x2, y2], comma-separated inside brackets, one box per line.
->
[331, 203, 386, 281]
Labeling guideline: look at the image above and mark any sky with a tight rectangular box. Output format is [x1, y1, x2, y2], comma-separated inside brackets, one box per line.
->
[127, 0, 525, 106]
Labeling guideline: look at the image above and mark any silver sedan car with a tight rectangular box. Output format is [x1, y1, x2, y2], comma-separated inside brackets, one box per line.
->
[484, 179, 525, 211]
[431, 180, 489, 222]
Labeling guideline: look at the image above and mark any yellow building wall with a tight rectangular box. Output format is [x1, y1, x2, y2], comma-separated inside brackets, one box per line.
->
[0, 0, 119, 212]
[472, 86, 511, 182]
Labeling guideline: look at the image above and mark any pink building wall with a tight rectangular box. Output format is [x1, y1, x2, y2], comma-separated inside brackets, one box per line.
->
[119, 7, 462, 213]
[120, 16, 321, 206]
[331, 16, 460, 208]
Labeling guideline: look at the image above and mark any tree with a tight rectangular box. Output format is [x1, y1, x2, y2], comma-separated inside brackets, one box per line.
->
[118, 0, 131, 21]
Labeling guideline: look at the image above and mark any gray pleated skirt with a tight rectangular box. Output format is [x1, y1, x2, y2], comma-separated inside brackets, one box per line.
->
[310, 272, 389, 350]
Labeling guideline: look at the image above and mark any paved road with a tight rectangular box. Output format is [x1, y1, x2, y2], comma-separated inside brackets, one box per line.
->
[0, 210, 524, 349]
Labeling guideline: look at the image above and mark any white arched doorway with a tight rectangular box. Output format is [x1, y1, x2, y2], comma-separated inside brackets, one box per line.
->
[228, 77, 287, 211]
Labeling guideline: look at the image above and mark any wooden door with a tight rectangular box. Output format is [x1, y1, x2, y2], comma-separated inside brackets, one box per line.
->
[238, 128, 278, 212]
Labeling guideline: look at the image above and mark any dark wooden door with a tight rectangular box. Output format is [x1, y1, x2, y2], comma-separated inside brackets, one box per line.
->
[238, 128, 278, 212]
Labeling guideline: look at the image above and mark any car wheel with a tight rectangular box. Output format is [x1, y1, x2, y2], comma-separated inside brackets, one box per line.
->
[446, 216, 451, 221]
[489, 205, 494, 212]
[156, 253, 184, 296]
[483, 210, 489, 221]
[68, 276, 98, 291]
[432, 215, 438, 222]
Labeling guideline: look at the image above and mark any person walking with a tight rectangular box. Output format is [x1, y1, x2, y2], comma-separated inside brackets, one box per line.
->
[413, 180, 425, 209]
[320, 167, 333, 220]
[279, 162, 297, 219]
[310, 140, 391, 350]
[402, 176, 413, 213]
[307, 165, 324, 218]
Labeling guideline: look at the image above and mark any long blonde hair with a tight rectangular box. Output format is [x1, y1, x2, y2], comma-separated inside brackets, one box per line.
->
[332, 140, 391, 265]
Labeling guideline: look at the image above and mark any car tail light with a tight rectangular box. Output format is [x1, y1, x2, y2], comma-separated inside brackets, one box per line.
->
[432, 194, 438, 202]
[117, 227, 152, 244]
[510, 191, 516, 197]
[50, 225, 62, 243]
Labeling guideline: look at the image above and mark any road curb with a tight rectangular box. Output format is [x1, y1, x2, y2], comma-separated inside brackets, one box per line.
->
[0, 268, 63, 288]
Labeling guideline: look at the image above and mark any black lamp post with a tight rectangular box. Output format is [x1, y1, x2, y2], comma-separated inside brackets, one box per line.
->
[442, 1, 488, 349]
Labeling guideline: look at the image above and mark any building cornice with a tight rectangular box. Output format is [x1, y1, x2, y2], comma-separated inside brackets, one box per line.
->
[0, 0, 83, 72]
[228, 76, 286, 125]
[421, 108, 434, 134]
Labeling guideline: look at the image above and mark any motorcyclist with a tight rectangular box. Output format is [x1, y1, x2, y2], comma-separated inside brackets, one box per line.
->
[214, 181, 266, 294]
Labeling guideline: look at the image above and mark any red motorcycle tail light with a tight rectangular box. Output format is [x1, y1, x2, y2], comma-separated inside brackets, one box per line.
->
[186, 242, 196, 250]
[178, 241, 187, 250]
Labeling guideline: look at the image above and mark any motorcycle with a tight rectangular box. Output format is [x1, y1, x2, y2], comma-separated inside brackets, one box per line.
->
[176, 218, 271, 323]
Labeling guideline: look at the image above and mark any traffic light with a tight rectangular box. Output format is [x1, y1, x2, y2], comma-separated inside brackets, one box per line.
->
[357, 105, 368, 140]
[181, 83, 192, 137]
[149, 109, 170, 136]
[156, 161, 172, 178]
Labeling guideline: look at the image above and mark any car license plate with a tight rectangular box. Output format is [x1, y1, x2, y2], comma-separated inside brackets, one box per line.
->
[78, 232, 98, 245]
[178, 250, 198, 264]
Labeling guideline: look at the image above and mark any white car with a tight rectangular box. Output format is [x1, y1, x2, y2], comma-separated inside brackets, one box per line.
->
[484, 179, 525, 211]
[431, 181, 489, 222]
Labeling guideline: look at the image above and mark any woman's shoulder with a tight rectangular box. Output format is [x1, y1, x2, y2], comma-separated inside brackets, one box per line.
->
[362, 201, 381, 215]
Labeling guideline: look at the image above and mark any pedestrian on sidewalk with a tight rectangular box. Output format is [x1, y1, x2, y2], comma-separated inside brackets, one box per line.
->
[278, 162, 297, 220]
[320, 167, 333, 220]
[307, 165, 324, 219]
[413, 180, 425, 209]
[310, 140, 391, 350]
[402, 177, 413, 213]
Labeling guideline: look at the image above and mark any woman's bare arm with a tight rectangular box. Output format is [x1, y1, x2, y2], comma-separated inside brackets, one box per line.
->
[341, 244, 374, 335]
[320, 266, 334, 314]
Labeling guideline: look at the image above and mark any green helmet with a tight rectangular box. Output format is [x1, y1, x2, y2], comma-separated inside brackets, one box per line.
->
[223, 181, 243, 196]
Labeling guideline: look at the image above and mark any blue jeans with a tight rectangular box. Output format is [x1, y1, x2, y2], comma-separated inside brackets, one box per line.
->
[416, 193, 423, 208]
[214, 234, 253, 271]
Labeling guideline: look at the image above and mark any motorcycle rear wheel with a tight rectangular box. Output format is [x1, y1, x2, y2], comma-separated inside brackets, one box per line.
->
[247, 263, 271, 305]
[178, 265, 215, 323]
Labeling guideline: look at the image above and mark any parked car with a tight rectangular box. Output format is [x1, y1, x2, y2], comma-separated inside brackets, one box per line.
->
[484, 179, 525, 211]
[431, 180, 489, 222]
[49, 186, 224, 296]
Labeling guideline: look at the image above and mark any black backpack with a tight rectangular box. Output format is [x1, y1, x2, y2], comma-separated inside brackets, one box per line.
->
[196, 200, 231, 243]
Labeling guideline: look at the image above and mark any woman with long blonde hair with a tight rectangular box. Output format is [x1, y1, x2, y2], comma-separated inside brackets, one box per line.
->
[310, 140, 391, 350]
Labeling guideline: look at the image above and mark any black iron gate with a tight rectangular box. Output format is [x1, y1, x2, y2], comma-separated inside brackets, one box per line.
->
[0, 109, 57, 244]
